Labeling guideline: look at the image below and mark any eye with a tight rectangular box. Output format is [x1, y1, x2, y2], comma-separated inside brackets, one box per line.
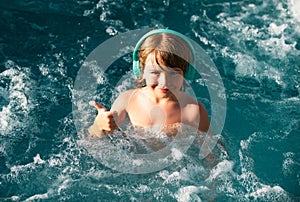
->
[170, 71, 179, 76]
[169, 69, 182, 76]
[150, 71, 160, 75]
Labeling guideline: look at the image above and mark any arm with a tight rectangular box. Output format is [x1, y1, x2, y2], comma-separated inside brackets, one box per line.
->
[87, 101, 119, 138]
[197, 102, 210, 132]
[87, 90, 133, 138]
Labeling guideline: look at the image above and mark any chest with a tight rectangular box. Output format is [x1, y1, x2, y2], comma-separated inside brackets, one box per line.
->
[127, 98, 182, 127]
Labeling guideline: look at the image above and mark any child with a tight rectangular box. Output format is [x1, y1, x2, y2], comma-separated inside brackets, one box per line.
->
[88, 29, 210, 138]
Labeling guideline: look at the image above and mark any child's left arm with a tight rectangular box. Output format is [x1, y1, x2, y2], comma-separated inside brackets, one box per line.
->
[197, 102, 210, 132]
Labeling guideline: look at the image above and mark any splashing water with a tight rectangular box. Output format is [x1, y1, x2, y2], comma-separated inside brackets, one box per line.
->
[0, 0, 299, 201]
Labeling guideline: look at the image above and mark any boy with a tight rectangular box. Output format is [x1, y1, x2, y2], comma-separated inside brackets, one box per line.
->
[88, 29, 210, 138]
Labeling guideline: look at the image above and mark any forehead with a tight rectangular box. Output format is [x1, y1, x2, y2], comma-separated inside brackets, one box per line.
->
[145, 52, 163, 65]
[144, 52, 181, 71]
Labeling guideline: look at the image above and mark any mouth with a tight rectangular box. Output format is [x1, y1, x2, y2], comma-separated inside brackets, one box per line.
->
[159, 88, 169, 93]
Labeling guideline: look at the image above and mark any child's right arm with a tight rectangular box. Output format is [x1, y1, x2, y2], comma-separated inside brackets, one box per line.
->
[87, 101, 119, 138]
[87, 90, 133, 138]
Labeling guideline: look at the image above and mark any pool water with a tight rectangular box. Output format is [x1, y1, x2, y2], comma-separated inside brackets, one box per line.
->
[0, 0, 299, 201]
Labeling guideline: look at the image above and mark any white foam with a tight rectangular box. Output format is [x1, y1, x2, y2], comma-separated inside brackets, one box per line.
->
[0, 63, 35, 135]
[171, 148, 184, 161]
[190, 15, 200, 23]
[33, 154, 45, 165]
[11, 196, 20, 201]
[210, 0, 299, 86]
[245, 185, 289, 201]
[176, 185, 208, 202]
[163, 171, 181, 185]
[9, 154, 46, 179]
[234, 53, 259, 78]
[268, 23, 287, 36]
[57, 176, 71, 195]
[48, 157, 63, 167]
[0, 86, 9, 101]
[282, 157, 295, 176]
[206, 160, 234, 182]
[136, 184, 150, 193]
[282, 152, 299, 176]
[0, 107, 9, 131]
[237, 143, 292, 201]
[240, 140, 249, 150]
[288, 0, 300, 24]
[258, 36, 295, 58]
[106, 26, 118, 36]
[233, 48, 287, 87]
[240, 132, 258, 151]
[24, 193, 49, 201]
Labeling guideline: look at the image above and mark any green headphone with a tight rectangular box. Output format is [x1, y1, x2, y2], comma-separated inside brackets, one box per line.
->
[132, 29, 196, 80]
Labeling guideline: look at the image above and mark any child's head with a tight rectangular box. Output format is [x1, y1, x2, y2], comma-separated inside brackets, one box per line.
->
[134, 30, 194, 87]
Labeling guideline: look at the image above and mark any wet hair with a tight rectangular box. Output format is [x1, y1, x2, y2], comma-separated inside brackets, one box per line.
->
[135, 32, 193, 88]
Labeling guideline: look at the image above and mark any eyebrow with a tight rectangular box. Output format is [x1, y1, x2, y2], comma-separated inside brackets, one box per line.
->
[148, 64, 182, 74]
[171, 67, 182, 71]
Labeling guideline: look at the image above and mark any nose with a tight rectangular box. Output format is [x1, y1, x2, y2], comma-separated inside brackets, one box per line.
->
[158, 72, 168, 86]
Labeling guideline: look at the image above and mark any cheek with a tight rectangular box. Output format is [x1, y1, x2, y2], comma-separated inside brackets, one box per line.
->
[172, 78, 184, 90]
[144, 75, 158, 86]
[171, 75, 184, 84]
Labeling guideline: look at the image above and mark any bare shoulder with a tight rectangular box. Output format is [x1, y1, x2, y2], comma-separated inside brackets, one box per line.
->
[109, 89, 139, 125]
[179, 92, 199, 107]
[111, 89, 139, 110]
[118, 89, 137, 98]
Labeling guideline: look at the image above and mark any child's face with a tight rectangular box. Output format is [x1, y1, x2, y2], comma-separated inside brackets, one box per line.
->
[143, 53, 184, 97]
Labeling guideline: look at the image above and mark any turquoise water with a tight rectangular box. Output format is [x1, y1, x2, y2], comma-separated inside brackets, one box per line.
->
[1, 0, 299, 201]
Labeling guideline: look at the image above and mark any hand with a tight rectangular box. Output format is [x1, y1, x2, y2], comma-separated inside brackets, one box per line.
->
[88, 101, 119, 137]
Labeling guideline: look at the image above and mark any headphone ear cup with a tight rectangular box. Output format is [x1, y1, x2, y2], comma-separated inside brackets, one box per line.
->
[133, 60, 142, 77]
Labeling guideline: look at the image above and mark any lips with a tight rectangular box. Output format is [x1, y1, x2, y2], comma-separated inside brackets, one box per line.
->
[160, 88, 169, 93]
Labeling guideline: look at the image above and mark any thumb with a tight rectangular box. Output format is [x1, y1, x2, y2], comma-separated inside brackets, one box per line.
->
[89, 101, 107, 112]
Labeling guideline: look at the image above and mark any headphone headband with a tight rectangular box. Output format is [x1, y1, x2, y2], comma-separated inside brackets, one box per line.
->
[132, 29, 196, 80]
